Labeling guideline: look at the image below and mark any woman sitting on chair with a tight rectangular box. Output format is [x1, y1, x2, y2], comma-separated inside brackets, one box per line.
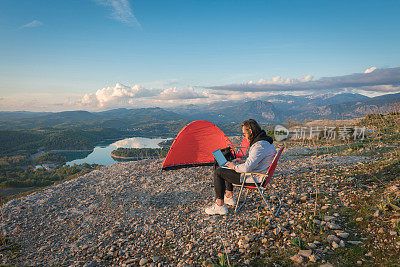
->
[205, 119, 277, 215]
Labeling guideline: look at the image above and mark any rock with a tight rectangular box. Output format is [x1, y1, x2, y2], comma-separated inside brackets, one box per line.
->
[332, 241, 339, 249]
[337, 232, 349, 239]
[166, 230, 173, 238]
[357, 260, 362, 265]
[339, 240, 345, 247]
[309, 254, 319, 262]
[356, 217, 363, 222]
[389, 231, 397, 236]
[319, 263, 333, 267]
[308, 243, 317, 249]
[327, 235, 340, 244]
[152, 257, 160, 262]
[324, 216, 335, 221]
[139, 258, 148, 266]
[298, 250, 312, 257]
[347, 241, 363, 245]
[290, 254, 303, 264]
[245, 234, 255, 242]
[238, 239, 248, 248]
[365, 252, 372, 257]
[373, 210, 380, 217]
[273, 226, 282, 235]
[327, 222, 341, 230]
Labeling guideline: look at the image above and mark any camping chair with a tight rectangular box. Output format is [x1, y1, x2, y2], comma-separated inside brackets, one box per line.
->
[233, 146, 285, 216]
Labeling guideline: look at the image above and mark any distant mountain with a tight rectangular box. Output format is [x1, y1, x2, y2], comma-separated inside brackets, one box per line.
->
[291, 92, 400, 121]
[0, 111, 51, 120]
[0, 108, 185, 130]
[319, 93, 370, 105]
[170, 100, 282, 123]
[220, 100, 282, 122]
[1, 92, 398, 128]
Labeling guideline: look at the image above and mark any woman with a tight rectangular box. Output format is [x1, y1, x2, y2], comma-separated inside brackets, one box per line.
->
[205, 119, 277, 215]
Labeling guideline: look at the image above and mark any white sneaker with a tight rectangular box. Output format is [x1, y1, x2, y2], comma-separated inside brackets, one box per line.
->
[205, 203, 228, 215]
[224, 195, 236, 206]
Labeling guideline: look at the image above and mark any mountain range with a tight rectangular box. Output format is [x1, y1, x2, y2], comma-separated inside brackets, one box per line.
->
[0, 92, 399, 130]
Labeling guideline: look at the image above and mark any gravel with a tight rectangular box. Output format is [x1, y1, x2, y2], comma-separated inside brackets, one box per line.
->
[0, 146, 373, 266]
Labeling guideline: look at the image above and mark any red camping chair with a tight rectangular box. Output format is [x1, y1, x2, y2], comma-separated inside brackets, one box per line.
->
[234, 146, 285, 216]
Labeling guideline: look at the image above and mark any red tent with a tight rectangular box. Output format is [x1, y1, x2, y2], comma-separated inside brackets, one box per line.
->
[162, 120, 233, 170]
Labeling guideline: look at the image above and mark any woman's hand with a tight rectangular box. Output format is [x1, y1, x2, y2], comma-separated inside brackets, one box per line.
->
[225, 161, 236, 170]
[232, 158, 245, 164]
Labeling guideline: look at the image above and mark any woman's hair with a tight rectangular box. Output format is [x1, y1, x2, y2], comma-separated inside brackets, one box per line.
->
[241, 119, 262, 142]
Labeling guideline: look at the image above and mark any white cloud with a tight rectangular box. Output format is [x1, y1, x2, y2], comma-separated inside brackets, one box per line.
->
[80, 83, 158, 108]
[249, 74, 313, 85]
[364, 66, 377, 73]
[358, 84, 400, 92]
[20, 20, 43, 29]
[159, 87, 208, 100]
[94, 0, 141, 28]
[209, 67, 400, 93]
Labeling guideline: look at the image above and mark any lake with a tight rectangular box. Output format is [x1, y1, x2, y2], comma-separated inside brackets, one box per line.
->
[65, 137, 171, 166]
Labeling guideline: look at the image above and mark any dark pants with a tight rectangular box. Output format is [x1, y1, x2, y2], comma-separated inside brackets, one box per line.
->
[214, 167, 241, 199]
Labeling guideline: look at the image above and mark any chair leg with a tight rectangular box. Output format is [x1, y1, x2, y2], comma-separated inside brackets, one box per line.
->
[234, 183, 248, 214]
[270, 184, 282, 217]
[253, 182, 274, 215]
[235, 189, 248, 214]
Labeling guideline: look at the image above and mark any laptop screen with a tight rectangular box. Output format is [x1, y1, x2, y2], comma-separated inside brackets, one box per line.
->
[212, 149, 228, 166]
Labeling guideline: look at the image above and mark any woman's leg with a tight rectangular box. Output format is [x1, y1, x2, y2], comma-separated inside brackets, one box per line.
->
[214, 167, 240, 205]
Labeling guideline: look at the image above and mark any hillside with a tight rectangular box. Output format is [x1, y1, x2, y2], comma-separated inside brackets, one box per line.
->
[291, 92, 400, 121]
[2, 113, 400, 266]
[0, 108, 186, 130]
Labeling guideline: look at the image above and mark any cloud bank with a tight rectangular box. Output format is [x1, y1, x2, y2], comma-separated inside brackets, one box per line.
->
[159, 87, 208, 100]
[4, 67, 400, 111]
[208, 67, 400, 93]
[94, 0, 141, 27]
[20, 20, 43, 28]
[79, 83, 208, 108]
[80, 83, 157, 108]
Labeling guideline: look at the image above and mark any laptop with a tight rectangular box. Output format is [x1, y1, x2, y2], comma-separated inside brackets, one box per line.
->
[212, 149, 230, 169]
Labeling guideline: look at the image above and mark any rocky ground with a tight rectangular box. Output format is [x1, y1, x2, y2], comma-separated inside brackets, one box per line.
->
[1, 144, 400, 266]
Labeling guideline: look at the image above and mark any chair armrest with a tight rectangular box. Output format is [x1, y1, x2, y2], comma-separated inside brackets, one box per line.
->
[246, 172, 268, 176]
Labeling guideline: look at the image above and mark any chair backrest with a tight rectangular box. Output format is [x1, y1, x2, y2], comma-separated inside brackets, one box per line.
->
[261, 146, 285, 187]
[230, 137, 250, 158]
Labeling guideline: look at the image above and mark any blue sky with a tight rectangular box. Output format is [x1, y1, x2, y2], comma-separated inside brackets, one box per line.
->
[0, 0, 400, 111]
